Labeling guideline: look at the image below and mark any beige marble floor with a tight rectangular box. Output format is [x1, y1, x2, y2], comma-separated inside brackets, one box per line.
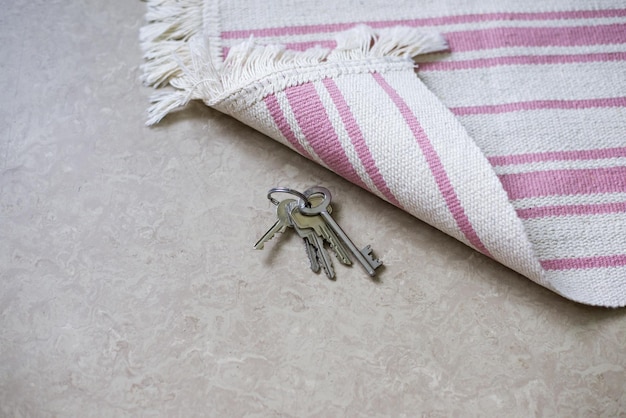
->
[1, 1, 625, 417]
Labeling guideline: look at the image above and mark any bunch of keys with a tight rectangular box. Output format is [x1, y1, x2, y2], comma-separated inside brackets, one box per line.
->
[254, 186, 382, 279]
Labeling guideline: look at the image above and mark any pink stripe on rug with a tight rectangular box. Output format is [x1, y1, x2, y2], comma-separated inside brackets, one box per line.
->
[372, 72, 491, 256]
[499, 167, 626, 200]
[284, 40, 336, 51]
[264, 94, 313, 159]
[446, 23, 626, 52]
[284, 82, 369, 190]
[221, 9, 626, 39]
[541, 254, 626, 270]
[321, 78, 402, 208]
[517, 202, 626, 219]
[451, 97, 626, 116]
[489, 146, 626, 166]
[418, 52, 626, 71]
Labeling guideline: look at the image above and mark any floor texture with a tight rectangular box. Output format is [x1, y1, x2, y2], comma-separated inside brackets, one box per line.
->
[1, 1, 625, 417]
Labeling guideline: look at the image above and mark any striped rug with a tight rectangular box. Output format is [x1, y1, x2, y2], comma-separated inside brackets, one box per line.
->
[141, 0, 626, 306]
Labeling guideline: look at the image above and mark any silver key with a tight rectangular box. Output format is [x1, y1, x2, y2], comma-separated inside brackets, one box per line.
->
[288, 201, 336, 280]
[302, 236, 321, 273]
[301, 186, 382, 276]
[253, 198, 293, 249]
[254, 199, 321, 274]
[298, 194, 335, 272]
[290, 207, 352, 265]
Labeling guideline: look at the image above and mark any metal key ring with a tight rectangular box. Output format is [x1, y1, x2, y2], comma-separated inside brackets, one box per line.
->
[267, 187, 310, 206]
[299, 186, 331, 214]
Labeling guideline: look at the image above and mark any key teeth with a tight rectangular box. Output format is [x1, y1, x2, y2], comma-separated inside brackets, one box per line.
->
[303, 239, 321, 273]
[320, 226, 352, 265]
[253, 226, 288, 250]
[361, 245, 383, 269]
[322, 264, 336, 280]
[328, 242, 352, 265]
[317, 247, 336, 280]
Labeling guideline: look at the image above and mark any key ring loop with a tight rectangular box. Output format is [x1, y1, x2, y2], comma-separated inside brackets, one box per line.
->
[299, 186, 331, 214]
[267, 187, 310, 206]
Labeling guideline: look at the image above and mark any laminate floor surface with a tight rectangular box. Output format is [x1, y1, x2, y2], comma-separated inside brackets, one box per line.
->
[1, 1, 625, 417]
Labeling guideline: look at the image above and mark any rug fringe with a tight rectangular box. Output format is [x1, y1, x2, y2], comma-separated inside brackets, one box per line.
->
[142, 24, 447, 125]
[140, 0, 203, 88]
[330, 25, 448, 60]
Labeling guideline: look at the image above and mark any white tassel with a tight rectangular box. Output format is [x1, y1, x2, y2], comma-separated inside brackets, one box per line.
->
[139, 0, 203, 88]
[328, 25, 447, 61]
[142, 23, 448, 125]
[145, 90, 192, 125]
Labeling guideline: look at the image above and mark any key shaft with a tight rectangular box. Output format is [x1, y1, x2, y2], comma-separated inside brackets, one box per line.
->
[254, 219, 287, 250]
[288, 201, 335, 279]
[303, 237, 321, 273]
[253, 198, 294, 249]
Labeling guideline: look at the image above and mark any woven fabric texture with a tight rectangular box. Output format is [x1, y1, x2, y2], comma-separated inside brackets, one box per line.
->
[141, 0, 626, 306]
